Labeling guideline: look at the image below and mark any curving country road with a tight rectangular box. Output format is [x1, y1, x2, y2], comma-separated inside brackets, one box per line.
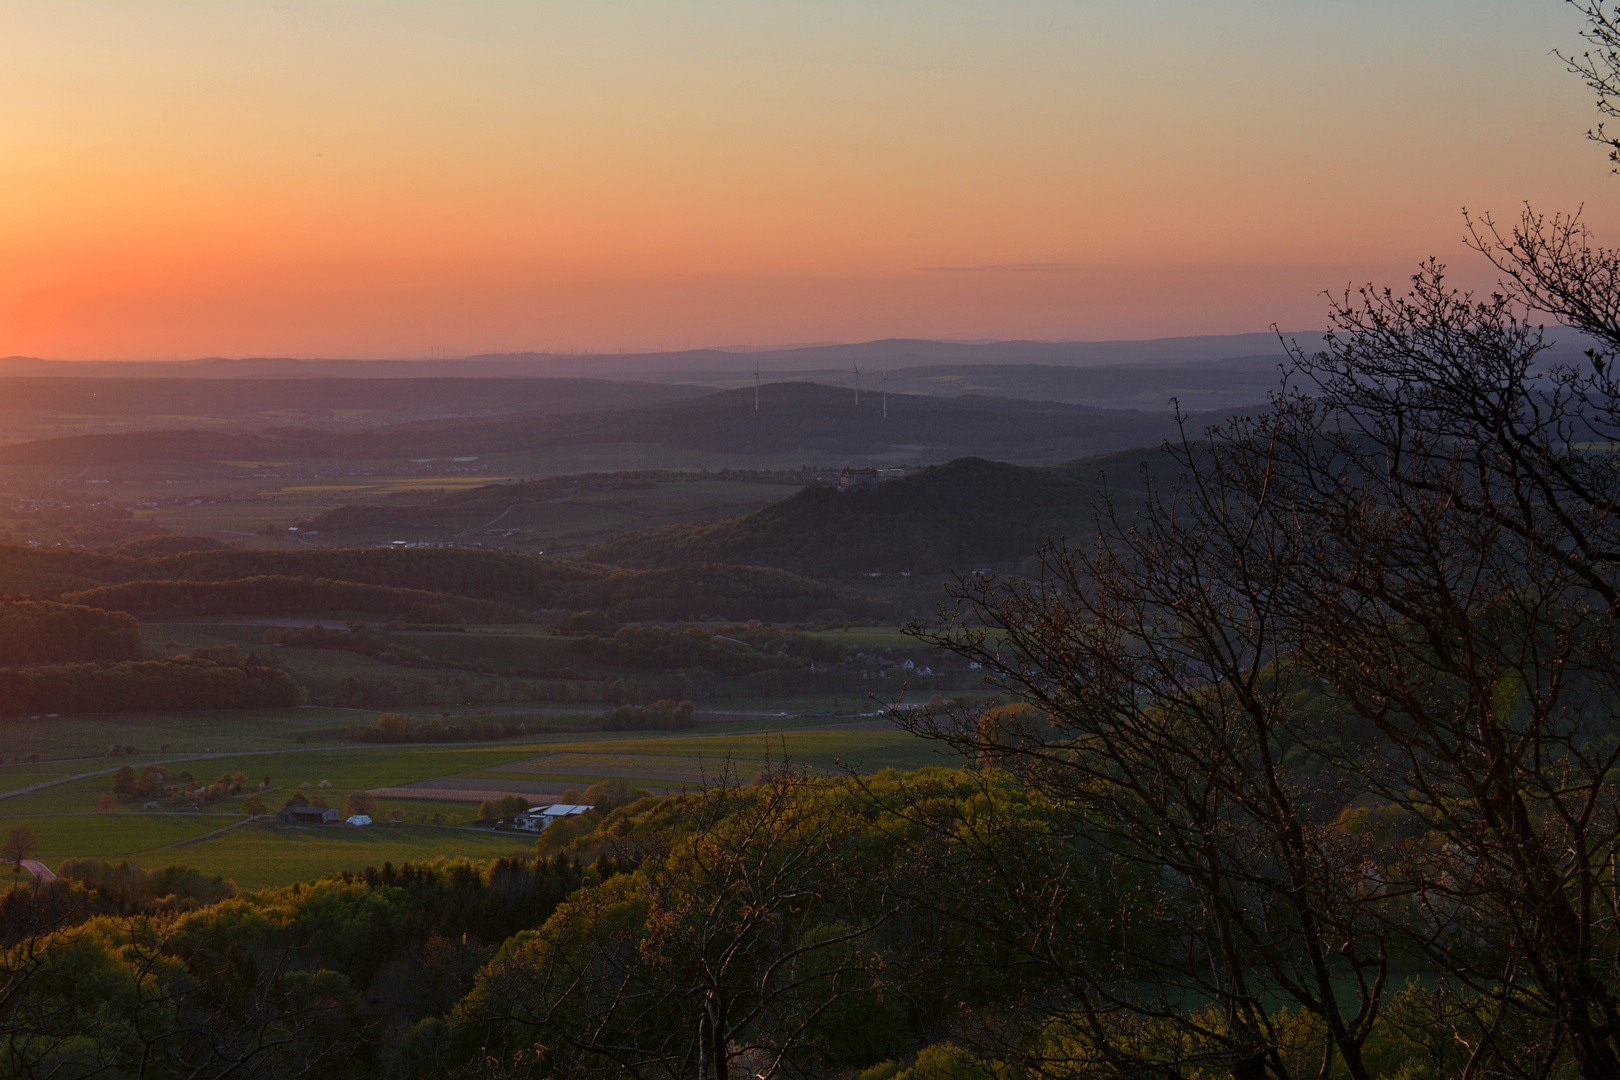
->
[19, 859, 55, 882]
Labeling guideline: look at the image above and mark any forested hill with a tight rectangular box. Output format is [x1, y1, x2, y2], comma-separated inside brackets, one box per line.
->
[583, 450, 1167, 576]
[0, 382, 1232, 466]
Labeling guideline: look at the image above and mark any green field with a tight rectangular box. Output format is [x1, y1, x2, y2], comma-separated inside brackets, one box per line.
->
[0, 460, 812, 553]
[121, 612, 982, 718]
[0, 706, 368, 762]
[157, 821, 544, 891]
[0, 707, 951, 888]
[471, 729, 952, 779]
[2, 811, 231, 856]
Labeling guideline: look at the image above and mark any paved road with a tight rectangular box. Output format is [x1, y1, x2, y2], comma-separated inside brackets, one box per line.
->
[19, 859, 55, 882]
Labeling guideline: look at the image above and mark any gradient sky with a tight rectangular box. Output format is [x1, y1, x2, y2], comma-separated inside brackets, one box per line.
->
[3, 0, 1617, 359]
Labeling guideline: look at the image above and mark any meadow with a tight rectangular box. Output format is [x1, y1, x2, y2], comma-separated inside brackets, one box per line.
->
[0, 453, 815, 555]
[0, 701, 950, 889]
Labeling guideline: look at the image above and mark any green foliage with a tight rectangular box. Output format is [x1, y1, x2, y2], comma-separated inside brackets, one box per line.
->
[62, 575, 522, 624]
[716, 620, 849, 663]
[111, 764, 136, 797]
[343, 792, 376, 818]
[1358, 983, 1486, 1080]
[1, 769, 1573, 1079]
[266, 624, 434, 664]
[0, 600, 142, 665]
[570, 623, 803, 676]
[457, 772, 903, 1077]
[2, 826, 37, 868]
[890, 1044, 1006, 1080]
[570, 621, 848, 670]
[580, 779, 651, 814]
[551, 609, 618, 635]
[589, 698, 696, 731]
[585, 451, 1159, 575]
[2, 853, 593, 1078]
[0, 655, 304, 715]
[0, 859, 236, 944]
[533, 813, 596, 854]
[109, 766, 251, 807]
[344, 711, 520, 743]
[478, 795, 531, 821]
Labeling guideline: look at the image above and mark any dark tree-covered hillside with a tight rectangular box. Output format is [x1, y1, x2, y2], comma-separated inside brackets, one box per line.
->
[0, 600, 143, 665]
[584, 451, 1162, 575]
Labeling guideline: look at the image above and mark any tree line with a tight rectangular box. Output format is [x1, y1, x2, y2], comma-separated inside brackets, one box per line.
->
[0, 654, 304, 715]
[343, 711, 532, 744]
[0, 852, 598, 1080]
[0, 600, 142, 665]
[61, 576, 524, 624]
[0, 601, 308, 716]
[0, 766, 1521, 1079]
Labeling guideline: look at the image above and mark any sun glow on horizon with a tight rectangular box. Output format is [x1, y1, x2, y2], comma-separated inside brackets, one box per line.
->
[3, 1, 1615, 360]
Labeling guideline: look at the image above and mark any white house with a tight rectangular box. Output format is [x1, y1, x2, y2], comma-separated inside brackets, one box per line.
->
[514, 803, 594, 833]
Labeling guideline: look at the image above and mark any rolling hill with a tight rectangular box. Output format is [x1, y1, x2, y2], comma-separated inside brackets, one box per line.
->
[0, 332, 1299, 379]
[0, 375, 707, 443]
[0, 381, 1238, 468]
[582, 449, 1172, 576]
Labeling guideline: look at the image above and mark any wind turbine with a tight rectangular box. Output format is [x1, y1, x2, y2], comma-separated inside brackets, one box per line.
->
[853, 363, 861, 407]
[755, 361, 760, 411]
[882, 369, 888, 418]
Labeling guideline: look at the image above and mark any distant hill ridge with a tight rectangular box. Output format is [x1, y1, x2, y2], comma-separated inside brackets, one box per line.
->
[0, 375, 703, 419]
[0, 381, 1229, 467]
[0, 333, 1302, 378]
[583, 449, 1169, 576]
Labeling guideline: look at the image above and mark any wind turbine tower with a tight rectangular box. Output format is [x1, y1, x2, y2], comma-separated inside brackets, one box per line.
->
[754, 362, 760, 411]
[853, 363, 861, 407]
[882, 369, 888, 418]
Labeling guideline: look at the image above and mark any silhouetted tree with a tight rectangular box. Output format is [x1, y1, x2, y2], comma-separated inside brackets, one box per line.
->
[1, 828, 36, 872]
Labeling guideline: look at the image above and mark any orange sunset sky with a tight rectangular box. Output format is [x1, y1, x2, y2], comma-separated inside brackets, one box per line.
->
[3, 1, 1618, 360]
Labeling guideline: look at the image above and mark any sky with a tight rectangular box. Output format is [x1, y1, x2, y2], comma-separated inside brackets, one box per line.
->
[2, 0, 1617, 360]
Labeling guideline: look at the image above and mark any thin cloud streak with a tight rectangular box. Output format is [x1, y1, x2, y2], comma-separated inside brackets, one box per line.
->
[916, 263, 1093, 273]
